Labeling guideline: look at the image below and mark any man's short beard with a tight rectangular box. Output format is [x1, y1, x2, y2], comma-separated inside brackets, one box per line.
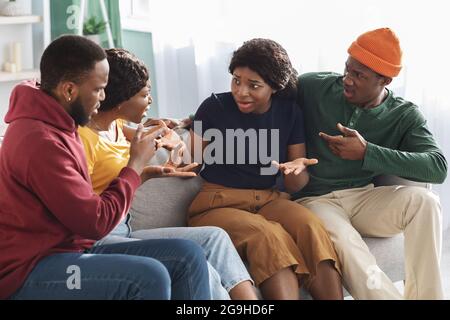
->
[68, 97, 90, 126]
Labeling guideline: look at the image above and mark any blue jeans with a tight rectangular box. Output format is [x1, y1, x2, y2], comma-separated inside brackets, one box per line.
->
[10, 239, 210, 300]
[99, 216, 253, 299]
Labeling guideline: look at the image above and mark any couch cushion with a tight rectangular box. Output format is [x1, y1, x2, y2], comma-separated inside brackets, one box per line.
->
[130, 175, 405, 295]
[129, 176, 204, 230]
[364, 234, 405, 283]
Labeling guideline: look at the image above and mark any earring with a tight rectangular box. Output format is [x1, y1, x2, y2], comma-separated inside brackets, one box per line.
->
[68, 96, 72, 102]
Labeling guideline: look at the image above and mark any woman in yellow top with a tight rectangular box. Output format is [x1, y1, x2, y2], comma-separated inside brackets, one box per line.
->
[78, 48, 257, 300]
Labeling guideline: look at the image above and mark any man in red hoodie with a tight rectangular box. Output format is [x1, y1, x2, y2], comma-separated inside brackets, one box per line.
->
[0, 35, 210, 300]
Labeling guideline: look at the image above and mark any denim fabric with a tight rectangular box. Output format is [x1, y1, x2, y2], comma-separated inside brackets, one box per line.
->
[130, 227, 253, 292]
[107, 213, 131, 238]
[97, 223, 253, 299]
[10, 239, 210, 300]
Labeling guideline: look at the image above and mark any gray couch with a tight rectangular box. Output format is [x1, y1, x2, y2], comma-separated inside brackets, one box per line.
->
[129, 175, 419, 298]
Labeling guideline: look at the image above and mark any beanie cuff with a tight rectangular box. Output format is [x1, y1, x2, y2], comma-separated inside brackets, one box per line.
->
[348, 41, 402, 77]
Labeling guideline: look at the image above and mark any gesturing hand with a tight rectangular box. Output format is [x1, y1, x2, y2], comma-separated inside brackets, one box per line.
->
[319, 123, 368, 160]
[143, 118, 180, 129]
[128, 124, 170, 175]
[141, 162, 199, 181]
[272, 157, 318, 175]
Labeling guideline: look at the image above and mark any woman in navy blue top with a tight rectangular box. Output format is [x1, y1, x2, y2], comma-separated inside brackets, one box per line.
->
[188, 39, 342, 299]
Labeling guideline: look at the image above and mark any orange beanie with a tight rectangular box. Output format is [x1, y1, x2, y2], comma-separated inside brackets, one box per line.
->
[347, 28, 402, 78]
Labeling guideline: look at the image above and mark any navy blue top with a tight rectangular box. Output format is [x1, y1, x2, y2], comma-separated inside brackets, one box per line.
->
[194, 92, 305, 189]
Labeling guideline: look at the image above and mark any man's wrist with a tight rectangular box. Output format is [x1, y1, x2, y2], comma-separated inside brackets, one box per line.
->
[127, 159, 144, 175]
[360, 140, 368, 160]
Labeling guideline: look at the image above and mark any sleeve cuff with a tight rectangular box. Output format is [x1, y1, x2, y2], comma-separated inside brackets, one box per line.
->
[362, 142, 379, 172]
[118, 167, 141, 190]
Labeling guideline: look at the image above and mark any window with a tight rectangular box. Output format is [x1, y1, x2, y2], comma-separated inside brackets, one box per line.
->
[120, 0, 152, 32]
[130, 0, 151, 17]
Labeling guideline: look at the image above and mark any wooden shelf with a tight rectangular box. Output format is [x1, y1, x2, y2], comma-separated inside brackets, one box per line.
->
[0, 70, 40, 82]
[0, 15, 42, 25]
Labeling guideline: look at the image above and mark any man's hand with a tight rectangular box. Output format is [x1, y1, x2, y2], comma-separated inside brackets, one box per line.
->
[143, 120, 177, 150]
[272, 157, 318, 175]
[144, 117, 193, 130]
[127, 124, 170, 175]
[141, 162, 199, 181]
[319, 123, 367, 160]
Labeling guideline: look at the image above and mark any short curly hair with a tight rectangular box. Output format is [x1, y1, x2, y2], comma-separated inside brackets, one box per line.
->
[40, 35, 106, 93]
[229, 38, 298, 99]
[100, 48, 149, 111]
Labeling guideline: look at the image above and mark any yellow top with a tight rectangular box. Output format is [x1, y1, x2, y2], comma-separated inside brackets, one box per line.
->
[78, 120, 130, 194]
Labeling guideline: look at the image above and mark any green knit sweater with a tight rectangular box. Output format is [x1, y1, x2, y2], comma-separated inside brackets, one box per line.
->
[293, 72, 447, 199]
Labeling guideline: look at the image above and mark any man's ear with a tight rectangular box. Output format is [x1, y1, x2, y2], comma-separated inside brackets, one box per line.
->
[381, 76, 392, 86]
[58, 81, 79, 103]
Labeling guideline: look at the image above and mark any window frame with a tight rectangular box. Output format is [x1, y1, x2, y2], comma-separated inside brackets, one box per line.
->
[120, 0, 152, 32]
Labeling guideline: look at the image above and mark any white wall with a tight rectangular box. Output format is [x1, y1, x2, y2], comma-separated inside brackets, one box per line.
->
[147, 0, 450, 230]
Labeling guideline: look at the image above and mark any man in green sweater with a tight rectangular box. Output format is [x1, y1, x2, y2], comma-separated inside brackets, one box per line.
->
[293, 28, 447, 299]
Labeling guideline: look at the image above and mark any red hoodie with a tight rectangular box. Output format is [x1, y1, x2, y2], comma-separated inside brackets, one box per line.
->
[0, 81, 141, 299]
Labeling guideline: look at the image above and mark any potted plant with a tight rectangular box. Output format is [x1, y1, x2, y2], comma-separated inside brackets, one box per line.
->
[83, 16, 107, 45]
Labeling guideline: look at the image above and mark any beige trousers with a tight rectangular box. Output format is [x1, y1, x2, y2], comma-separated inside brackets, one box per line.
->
[296, 184, 443, 300]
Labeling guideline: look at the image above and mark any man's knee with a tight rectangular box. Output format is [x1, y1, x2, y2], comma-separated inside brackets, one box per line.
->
[414, 187, 440, 208]
[401, 187, 442, 221]
[126, 257, 171, 299]
[169, 238, 206, 260]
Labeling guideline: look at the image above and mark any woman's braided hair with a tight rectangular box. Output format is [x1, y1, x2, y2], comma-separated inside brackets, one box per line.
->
[100, 48, 149, 111]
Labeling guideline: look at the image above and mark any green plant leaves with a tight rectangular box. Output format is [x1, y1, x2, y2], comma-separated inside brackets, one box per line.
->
[83, 16, 107, 35]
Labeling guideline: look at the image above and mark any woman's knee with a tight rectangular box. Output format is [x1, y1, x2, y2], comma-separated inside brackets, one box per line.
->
[246, 222, 293, 250]
[268, 199, 325, 225]
[198, 226, 232, 244]
[284, 204, 328, 235]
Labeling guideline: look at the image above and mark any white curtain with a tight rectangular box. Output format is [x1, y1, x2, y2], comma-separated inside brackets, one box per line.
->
[148, 0, 450, 229]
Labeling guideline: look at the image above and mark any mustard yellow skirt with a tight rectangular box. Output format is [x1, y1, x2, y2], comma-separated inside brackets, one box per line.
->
[188, 182, 341, 287]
